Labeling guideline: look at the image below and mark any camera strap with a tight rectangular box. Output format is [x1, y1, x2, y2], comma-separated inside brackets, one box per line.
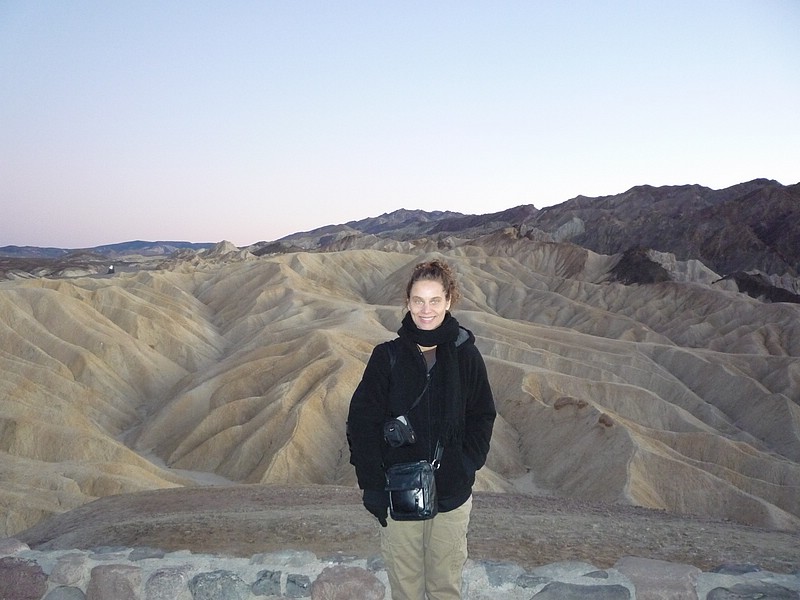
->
[387, 340, 429, 416]
[407, 377, 429, 413]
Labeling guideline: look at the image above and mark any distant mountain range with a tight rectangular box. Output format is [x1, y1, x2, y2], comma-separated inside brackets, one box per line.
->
[3, 179, 798, 281]
[0, 240, 215, 259]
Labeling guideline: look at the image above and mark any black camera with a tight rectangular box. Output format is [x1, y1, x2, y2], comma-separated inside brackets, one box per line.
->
[383, 415, 417, 448]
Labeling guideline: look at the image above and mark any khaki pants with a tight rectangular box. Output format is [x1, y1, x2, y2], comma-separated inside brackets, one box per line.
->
[380, 496, 472, 600]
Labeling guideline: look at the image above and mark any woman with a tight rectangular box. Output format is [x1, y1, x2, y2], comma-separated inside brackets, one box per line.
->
[347, 259, 496, 600]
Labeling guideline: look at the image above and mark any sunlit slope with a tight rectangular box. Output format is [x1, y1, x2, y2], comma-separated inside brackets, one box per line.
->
[2, 242, 799, 537]
[0, 271, 225, 534]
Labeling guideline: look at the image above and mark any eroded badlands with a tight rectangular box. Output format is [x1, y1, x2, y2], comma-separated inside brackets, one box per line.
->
[1, 240, 798, 538]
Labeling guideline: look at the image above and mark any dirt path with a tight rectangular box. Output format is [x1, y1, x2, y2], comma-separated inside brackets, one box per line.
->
[17, 485, 800, 574]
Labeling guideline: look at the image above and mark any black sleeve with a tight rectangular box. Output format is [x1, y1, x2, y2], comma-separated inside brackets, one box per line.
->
[347, 342, 392, 490]
[461, 345, 496, 470]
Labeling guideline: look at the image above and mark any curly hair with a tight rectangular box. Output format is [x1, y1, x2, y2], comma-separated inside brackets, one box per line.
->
[404, 259, 461, 307]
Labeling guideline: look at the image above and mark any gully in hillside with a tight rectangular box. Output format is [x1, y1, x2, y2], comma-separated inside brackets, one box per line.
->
[347, 259, 496, 600]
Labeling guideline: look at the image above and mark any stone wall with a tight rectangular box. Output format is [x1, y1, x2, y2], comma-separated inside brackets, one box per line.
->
[2, 538, 799, 599]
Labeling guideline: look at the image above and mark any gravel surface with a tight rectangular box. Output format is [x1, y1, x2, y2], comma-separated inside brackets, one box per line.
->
[17, 485, 800, 574]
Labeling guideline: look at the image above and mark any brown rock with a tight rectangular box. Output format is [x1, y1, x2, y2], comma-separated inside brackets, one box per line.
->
[311, 565, 385, 600]
[614, 556, 701, 600]
[0, 557, 48, 600]
[86, 564, 141, 600]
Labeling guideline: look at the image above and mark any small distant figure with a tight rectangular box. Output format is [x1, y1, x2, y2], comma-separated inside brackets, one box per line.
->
[107, 265, 115, 275]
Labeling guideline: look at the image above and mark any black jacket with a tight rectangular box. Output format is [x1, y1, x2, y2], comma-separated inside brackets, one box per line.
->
[347, 327, 496, 511]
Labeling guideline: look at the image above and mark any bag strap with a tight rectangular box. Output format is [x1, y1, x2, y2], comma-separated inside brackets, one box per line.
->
[388, 339, 442, 465]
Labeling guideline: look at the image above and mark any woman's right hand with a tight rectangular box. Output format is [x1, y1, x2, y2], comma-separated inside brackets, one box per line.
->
[362, 489, 389, 527]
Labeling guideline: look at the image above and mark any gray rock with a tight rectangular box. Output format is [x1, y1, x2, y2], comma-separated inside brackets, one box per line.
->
[322, 552, 359, 564]
[366, 555, 384, 572]
[711, 563, 763, 575]
[0, 556, 49, 600]
[532, 560, 600, 579]
[252, 569, 282, 596]
[707, 582, 800, 599]
[89, 547, 130, 560]
[44, 587, 87, 600]
[287, 572, 312, 597]
[615, 555, 701, 600]
[50, 553, 90, 587]
[516, 573, 551, 589]
[189, 570, 250, 600]
[310, 565, 386, 599]
[145, 565, 192, 600]
[130, 547, 166, 561]
[532, 581, 631, 599]
[482, 560, 525, 586]
[585, 570, 610, 579]
[252, 549, 317, 568]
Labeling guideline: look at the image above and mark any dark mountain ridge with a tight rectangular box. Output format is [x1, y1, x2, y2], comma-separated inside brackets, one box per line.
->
[265, 179, 798, 279]
[344, 208, 465, 235]
[532, 179, 798, 276]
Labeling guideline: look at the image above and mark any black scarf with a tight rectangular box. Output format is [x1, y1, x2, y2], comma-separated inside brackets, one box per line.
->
[395, 311, 464, 448]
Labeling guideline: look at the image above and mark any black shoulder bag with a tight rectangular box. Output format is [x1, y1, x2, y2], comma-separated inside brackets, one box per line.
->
[385, 440, 443, 520]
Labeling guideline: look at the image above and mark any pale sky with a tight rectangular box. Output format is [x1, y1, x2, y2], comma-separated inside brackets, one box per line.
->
[2, 1, 798, 248]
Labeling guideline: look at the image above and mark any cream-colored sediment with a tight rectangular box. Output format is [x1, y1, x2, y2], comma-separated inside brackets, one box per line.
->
[1, 241, 798, 536]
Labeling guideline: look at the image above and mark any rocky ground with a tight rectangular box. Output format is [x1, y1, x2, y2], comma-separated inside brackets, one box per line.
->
[17, 485, 800, 574]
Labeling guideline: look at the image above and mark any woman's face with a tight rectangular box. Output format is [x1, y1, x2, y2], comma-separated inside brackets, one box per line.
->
[407, 279, 451, 330]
